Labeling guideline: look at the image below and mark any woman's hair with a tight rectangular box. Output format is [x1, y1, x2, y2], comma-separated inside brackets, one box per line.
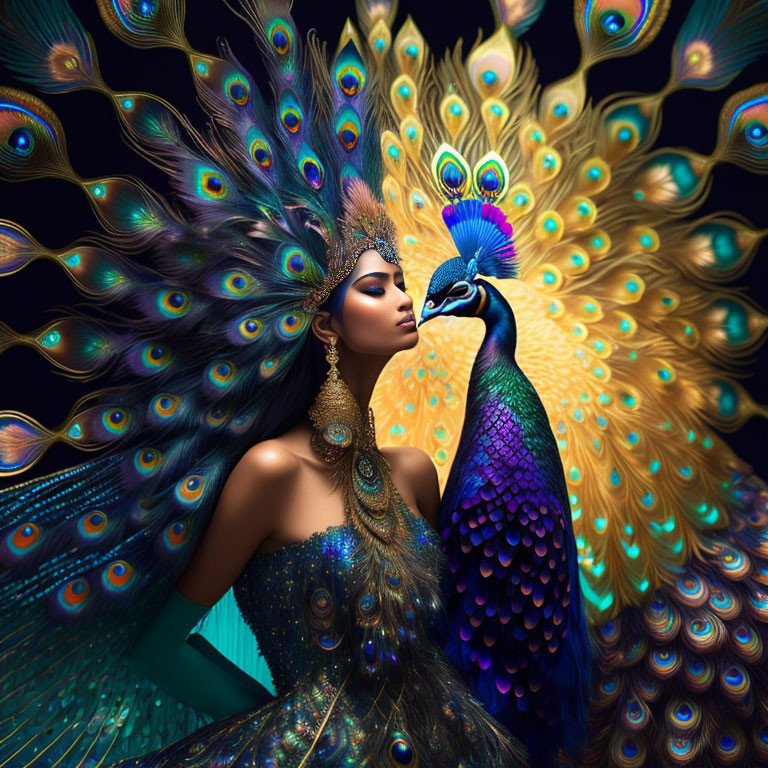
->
[248, 285, 345, 443]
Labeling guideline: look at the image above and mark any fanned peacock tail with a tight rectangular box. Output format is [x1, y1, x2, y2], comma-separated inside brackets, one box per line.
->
[0, 0, 386, 764]
[363, 0, 768, 765]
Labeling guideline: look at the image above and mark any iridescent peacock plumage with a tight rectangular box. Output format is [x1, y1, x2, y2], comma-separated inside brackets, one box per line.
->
[1, 0, 768, 766]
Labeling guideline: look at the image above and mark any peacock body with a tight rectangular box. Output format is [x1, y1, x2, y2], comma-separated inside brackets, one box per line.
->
[428, 278, 591, 766]
[0, 0, 768, 767]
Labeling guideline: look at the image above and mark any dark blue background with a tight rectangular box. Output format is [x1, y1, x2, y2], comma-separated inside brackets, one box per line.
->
[0, 0, 766, 490]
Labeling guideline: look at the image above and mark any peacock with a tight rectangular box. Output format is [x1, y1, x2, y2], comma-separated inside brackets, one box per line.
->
[1, 1, 768, 768]
[420, 256, 592, 766]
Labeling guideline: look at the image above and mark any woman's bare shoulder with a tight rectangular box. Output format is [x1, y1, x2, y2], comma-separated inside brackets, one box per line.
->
[381, 445, 434, 474]
[240, 438, 301, 479]
[381, 446, 440, 528]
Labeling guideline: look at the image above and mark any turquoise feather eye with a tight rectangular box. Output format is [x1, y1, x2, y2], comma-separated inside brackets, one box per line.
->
[281, 246, 307, 277]
[473, 152, 509, 200]
[221, 270, 258, 299]
[102, 560, 134, 591]
[78, 511, 107, 538]
[157, 289, 190, 317]
[260, 357, 281, 378]
[134, 447, 161, 474]
[745, 119, 768, 147]
[198, 169, 227, 199]
[225, 75, 249, 105]
[279, 245, 320, 282]
[163, 519, 190, 549]
[337, 66, 365, 96]
[151, 394, 180, 419]
[7, 522, 42, 555]
[57, 578, 91, 612]
[600, 11, 627, 35]
[727, 93, 768, 156]
[8, 127, 33, 156]
[175, 474, 205, 504]
[276, 311, 308, 341]
[269, 20, 292, 55]
[280, 93, 303, 134]
[140, 343, 171, 371]
[282, 107, 301, 133]
[237, 317, 263, 342]
[207, 360, 235, 389]
[431, 144, 470, 199]
[335, 40, 367, 97]
[101, 408, 129, 435]
[249, 137, 272, 169]
[335, 107, 361, 152]
[298, 143, 324, 189]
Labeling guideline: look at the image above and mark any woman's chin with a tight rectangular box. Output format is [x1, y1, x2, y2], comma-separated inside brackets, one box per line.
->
[399, 329, 419, 350]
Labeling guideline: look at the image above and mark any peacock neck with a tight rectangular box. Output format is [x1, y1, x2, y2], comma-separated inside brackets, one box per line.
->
[475, 282, 518, 373]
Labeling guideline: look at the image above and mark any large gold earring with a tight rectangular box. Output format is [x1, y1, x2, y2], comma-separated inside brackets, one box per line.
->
[308, 336, 362, 455]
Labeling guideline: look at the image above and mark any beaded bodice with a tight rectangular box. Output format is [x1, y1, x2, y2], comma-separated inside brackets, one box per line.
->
[233, 504, 444, 695]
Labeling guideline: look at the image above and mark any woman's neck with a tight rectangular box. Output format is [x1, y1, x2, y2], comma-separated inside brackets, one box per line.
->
[336, 346, 390, 412]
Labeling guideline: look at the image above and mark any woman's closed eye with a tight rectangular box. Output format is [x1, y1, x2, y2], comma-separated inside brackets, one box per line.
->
[361, 281, 406, 296]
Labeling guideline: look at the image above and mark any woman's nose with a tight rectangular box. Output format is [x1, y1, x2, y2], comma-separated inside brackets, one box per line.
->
[398, 291, 413, 310]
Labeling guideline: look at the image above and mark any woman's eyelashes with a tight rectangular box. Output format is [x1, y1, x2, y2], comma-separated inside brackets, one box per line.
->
[359, 278, 406, 297]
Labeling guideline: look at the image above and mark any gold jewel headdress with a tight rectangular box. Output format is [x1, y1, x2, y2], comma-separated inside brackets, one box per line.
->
[303, 179, 399, 312]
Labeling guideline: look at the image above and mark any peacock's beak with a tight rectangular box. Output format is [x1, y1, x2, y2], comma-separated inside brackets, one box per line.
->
[418, 299, 440, 327]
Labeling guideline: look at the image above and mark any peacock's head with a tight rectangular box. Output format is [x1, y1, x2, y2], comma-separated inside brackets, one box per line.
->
[418, 257, 487, 325]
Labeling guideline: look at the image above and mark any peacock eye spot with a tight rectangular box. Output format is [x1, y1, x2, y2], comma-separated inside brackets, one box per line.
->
[600, 11, 625, 35]
[205, 176, 223, 193]
[745, 120, 768, 147]
[8, 127, 33, 155]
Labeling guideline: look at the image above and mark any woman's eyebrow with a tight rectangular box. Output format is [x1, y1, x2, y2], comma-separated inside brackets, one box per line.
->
[352, 269, 403, 285]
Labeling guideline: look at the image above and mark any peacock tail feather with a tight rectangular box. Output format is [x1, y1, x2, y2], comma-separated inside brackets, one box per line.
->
[364, 0, 768, 765]
[369, 0, 768, 617]
[0, 0, 385, 764]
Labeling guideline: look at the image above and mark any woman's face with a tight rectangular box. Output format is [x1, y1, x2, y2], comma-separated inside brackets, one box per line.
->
[335, 249, 418, 355]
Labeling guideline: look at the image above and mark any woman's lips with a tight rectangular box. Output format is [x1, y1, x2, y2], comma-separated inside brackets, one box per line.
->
[397, 313, 416, 329]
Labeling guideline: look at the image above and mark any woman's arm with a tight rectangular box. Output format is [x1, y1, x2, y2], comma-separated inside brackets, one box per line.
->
[125, 441, 298, 720]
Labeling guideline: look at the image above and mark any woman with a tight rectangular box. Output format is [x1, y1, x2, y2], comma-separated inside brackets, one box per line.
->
[113, 178, 528, 765]
[0, 0, 528, 758]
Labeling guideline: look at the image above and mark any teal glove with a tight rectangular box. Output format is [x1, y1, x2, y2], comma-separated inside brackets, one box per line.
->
[125, 588, 275, 721]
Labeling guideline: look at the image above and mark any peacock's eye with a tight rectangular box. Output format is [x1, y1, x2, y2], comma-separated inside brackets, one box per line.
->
[448, 281, 472, 298]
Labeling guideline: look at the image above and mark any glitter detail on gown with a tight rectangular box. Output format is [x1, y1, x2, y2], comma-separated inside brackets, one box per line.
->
[110, 505, 526, 767]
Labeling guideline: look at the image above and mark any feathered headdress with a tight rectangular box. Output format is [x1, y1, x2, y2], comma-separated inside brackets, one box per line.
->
[304, 177, 399, 311]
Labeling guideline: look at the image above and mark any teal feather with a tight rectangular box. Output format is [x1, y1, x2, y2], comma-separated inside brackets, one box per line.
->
[0, 0, 104, 93]
[490, 0, 546, 38]
[672, 0, 768, 91]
